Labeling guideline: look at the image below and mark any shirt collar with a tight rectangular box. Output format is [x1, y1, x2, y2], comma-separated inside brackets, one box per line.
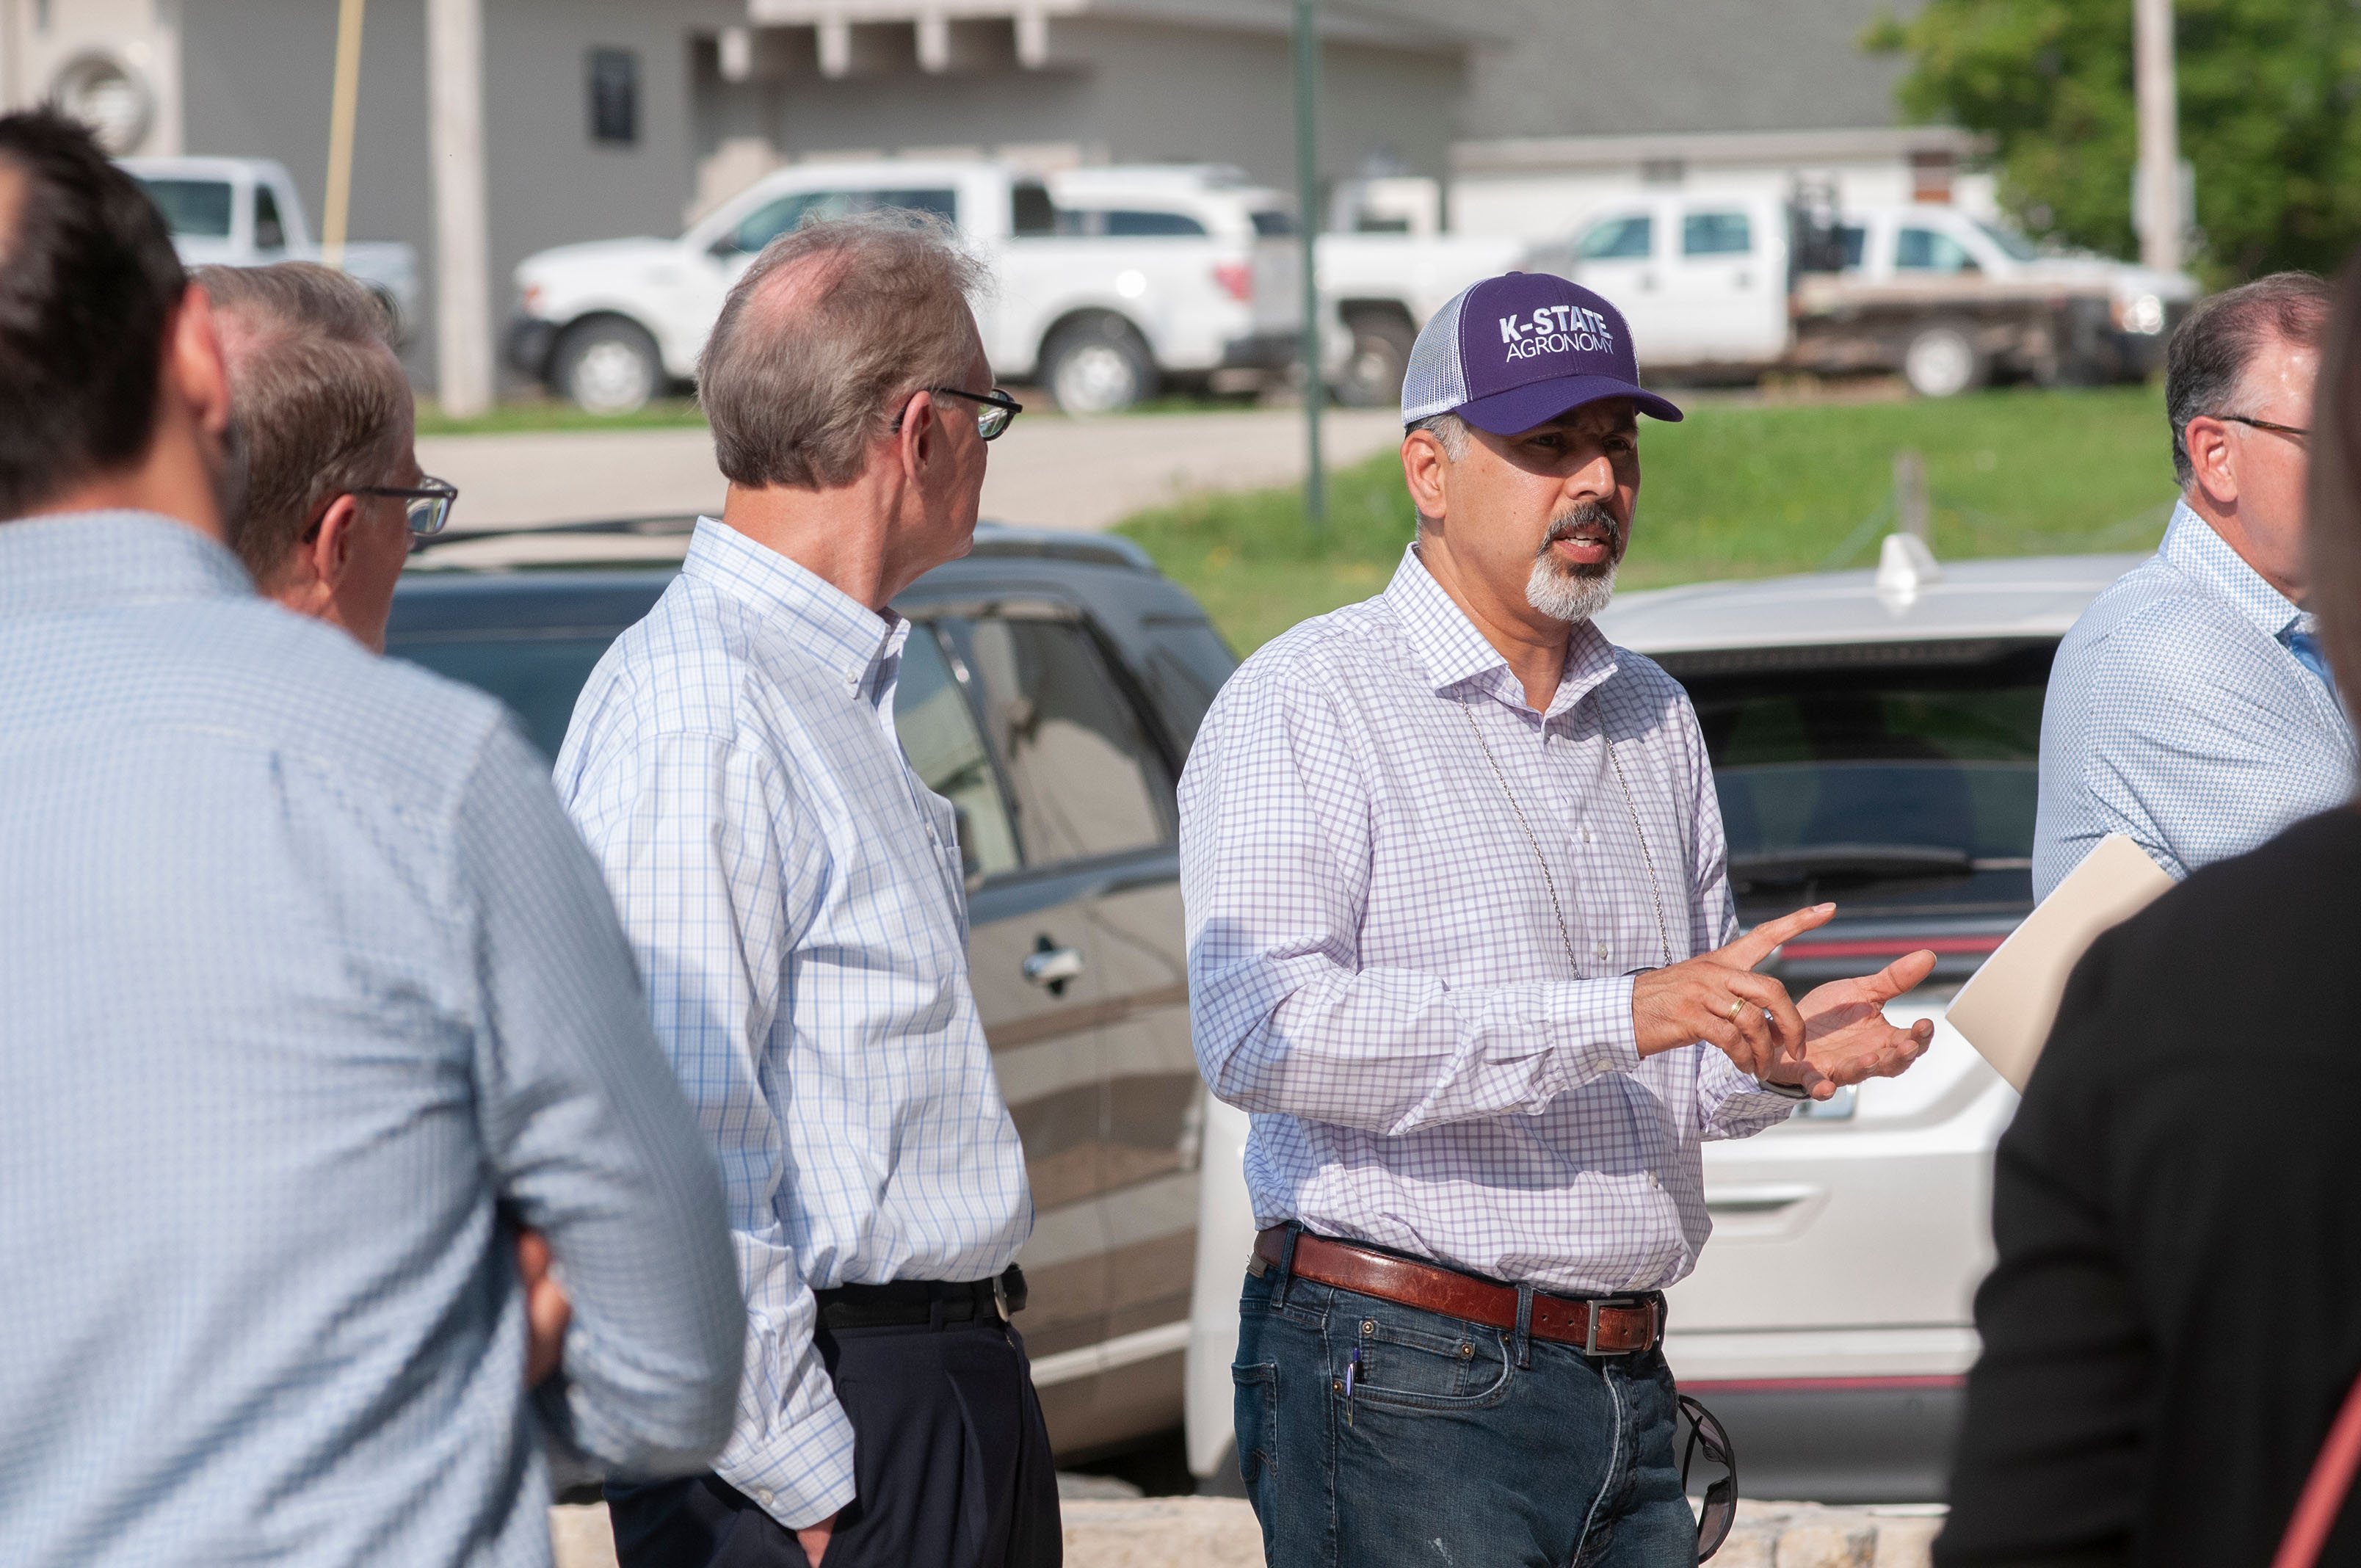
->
[682, 515, 909, 692]
[2160, 498, 2304, 639]
[0, 510, 253, 617]
[1383, 541, 1619, 717]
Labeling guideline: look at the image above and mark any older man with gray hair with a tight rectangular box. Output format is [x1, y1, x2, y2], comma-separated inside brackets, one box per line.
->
[197, 262, 458, 649]
[557, 214, 1057, 1568]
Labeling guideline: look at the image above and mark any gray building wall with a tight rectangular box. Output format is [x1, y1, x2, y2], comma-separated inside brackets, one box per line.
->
[690, 15, 1461, 197]
[183, 0, 739, 385]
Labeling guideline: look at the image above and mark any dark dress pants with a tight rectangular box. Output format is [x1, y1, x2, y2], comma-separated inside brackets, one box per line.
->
[606, 1313, 1061, 1568]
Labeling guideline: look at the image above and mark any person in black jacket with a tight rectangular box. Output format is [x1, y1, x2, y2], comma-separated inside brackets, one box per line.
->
[1934, 261, 2361, 1565]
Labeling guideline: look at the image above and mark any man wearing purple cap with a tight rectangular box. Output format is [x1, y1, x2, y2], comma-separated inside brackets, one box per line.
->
[1178, 274, 1937, 1567]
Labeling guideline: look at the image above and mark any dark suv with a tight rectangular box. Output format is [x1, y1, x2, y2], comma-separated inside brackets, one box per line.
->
[390, 520, 1236, 1463]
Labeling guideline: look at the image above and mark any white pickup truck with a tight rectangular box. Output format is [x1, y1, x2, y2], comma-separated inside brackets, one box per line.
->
[118, 156, 421, 347]
[509, 159, 1304, 415]
[1531, 191, 2200, 397]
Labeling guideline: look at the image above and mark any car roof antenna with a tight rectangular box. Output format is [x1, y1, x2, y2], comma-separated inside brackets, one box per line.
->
[1874, 532, 1945, 602]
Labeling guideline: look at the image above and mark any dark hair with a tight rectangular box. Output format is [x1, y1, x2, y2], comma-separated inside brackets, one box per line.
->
[2164, 272, 2332, 488]
[0, 109, 187, 518]
[197, 263, 409, 584]
[2307, 259, 2361, 723]
[697, 211, 984, 490]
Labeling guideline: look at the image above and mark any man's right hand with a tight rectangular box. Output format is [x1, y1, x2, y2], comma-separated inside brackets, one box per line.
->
[1630, 904, 1835, 1077]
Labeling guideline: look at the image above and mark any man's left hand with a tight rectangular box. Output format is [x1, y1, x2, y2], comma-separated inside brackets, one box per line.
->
[1761, 950, 1939, 1100]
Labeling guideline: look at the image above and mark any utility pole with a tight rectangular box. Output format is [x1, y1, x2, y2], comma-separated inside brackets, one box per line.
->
[321, 0, 366, 270]
[2133, 0, 2182, 273]
[1291, 0, 1325, 528]
[427, 0, 493, 416]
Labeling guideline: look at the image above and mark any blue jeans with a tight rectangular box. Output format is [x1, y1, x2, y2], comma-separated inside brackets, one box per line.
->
[1231, 1248, 1697, 1568]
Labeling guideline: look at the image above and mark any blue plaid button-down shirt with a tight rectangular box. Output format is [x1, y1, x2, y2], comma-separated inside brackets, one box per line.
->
[0, 513, 741, 1568]
[2034, 501, 2357, 899]
[1179, 545, 1796, 1298]
[556, 518, 1032, 1530]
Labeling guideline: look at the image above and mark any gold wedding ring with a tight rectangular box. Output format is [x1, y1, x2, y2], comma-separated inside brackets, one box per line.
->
[1726, 998, 1748, 1024]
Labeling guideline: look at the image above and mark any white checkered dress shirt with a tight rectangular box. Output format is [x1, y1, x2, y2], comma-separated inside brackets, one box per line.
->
[556, 518, 1033, 1530]
[1179, 545, 1796, 1298]
[2034, 501, 2357, 899]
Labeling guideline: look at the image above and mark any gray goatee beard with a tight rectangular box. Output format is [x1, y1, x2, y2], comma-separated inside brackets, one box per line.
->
[1526, 502, 1622, 624]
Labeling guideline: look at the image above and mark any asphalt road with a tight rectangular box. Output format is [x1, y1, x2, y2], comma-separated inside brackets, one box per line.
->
[418, 407, 1404, 537]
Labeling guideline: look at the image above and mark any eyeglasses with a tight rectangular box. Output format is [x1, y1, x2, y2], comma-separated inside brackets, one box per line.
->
[922, 385, 1024, 440]
[1680, 1394, 1739, 1562]
[352, 475, 460, 536]
[2216, 414, 2311, 443]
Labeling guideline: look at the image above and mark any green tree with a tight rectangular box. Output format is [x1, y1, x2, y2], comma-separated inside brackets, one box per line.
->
[1866, 0, 2361, 283]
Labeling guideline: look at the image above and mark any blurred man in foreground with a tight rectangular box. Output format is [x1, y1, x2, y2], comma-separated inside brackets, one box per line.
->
[0, 112, 742, 1567]
[558, 214, 1056, 1568]
[2034, 272, 2357, 895]
[1180, 272, 1936, 1568]
[200, 261, 457, 649]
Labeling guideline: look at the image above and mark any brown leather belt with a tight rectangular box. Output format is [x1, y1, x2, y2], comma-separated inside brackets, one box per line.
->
[1252, 1227, 1664, 1356]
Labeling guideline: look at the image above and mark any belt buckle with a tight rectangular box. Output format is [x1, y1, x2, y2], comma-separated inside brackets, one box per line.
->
[1584, 1296, 1646, 1357]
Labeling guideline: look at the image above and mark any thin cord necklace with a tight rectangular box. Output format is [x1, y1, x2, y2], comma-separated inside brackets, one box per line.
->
[1457, 687, 1674, 973]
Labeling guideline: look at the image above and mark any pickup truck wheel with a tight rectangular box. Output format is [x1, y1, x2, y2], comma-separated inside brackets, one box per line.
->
[1901, 322, 1987, 399]
[1044, 316, 1157, 415]
[554, 318, 662, 415]
[1334, 308, 1415, 408]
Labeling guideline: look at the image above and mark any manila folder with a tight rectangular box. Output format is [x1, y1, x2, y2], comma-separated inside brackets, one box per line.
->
[1945, 834, 2175, 1093]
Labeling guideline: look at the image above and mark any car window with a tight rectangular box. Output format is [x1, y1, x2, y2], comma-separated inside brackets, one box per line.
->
[1250, 208, 1298, 237]
[1973, 218, 2041, 262]
[1577, 214, 1653, 261]
[1684, 664, 2048, 882]
[893, 622, 1020, 884]
[137, 178, 233, 239]
[1011, 181, 1056, 237]
[1894, 226, 1976, 273]
[1840, 225, 1866, 269]
[1059, 208, 1210, 238]
[388, 634, 621, 761]
[1682, 210, 1751, 257]
[253, 185, 286, 251]
[727, 186, 959, 254]
[1103, 209, 1208, 237]
[1138, 617, 1237, 752]
[951, 611, 1173, 864]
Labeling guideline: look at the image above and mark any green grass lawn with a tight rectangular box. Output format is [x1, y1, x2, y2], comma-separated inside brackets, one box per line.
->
[1117, 384, 2180, 654]
[413, 397, 710, 436]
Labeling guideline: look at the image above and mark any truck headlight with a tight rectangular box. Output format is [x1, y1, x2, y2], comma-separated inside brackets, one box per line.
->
[2115, 292, 2166, 335]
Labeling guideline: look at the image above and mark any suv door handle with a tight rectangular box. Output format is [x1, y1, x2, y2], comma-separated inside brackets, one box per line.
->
[1023, 940, 1086, 996]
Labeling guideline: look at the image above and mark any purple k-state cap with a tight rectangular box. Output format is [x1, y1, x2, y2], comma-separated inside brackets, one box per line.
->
[1400, 271, 1682, 433]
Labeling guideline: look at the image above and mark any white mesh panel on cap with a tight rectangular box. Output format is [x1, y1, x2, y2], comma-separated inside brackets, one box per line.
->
[1399, 283, 1472, 426]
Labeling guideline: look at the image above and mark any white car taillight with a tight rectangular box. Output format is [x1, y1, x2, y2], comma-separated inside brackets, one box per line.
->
[1213, 263, 1252, 304]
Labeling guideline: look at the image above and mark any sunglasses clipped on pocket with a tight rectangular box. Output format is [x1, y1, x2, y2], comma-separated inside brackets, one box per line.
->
[1678, 1393, 1738, 1562]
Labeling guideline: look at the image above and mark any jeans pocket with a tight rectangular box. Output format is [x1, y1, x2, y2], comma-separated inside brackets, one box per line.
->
[1232, 1361, 1280, 1487]
[1346, 1315, 1514, 1412]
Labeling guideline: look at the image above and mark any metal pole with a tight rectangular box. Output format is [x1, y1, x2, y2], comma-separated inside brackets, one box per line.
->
[427, 0, 493, 415]
[1292, 0, 1325, 528]
[2133, 0, 2181, 273]
[322, 0, 366, 269]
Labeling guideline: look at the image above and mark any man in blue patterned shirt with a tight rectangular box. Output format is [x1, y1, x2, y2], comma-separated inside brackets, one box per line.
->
[559, 216, 1056, 1568]
[0, 112, 741, 1567]
[2037, 273, 2358, 897]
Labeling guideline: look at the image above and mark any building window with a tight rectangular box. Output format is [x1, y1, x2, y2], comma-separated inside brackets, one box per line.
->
[588, 48, 639, 146]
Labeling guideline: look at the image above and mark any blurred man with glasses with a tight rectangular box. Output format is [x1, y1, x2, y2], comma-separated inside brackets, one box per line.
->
[199, 262, 455, 651]
[2035, 272, 2357, 896]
